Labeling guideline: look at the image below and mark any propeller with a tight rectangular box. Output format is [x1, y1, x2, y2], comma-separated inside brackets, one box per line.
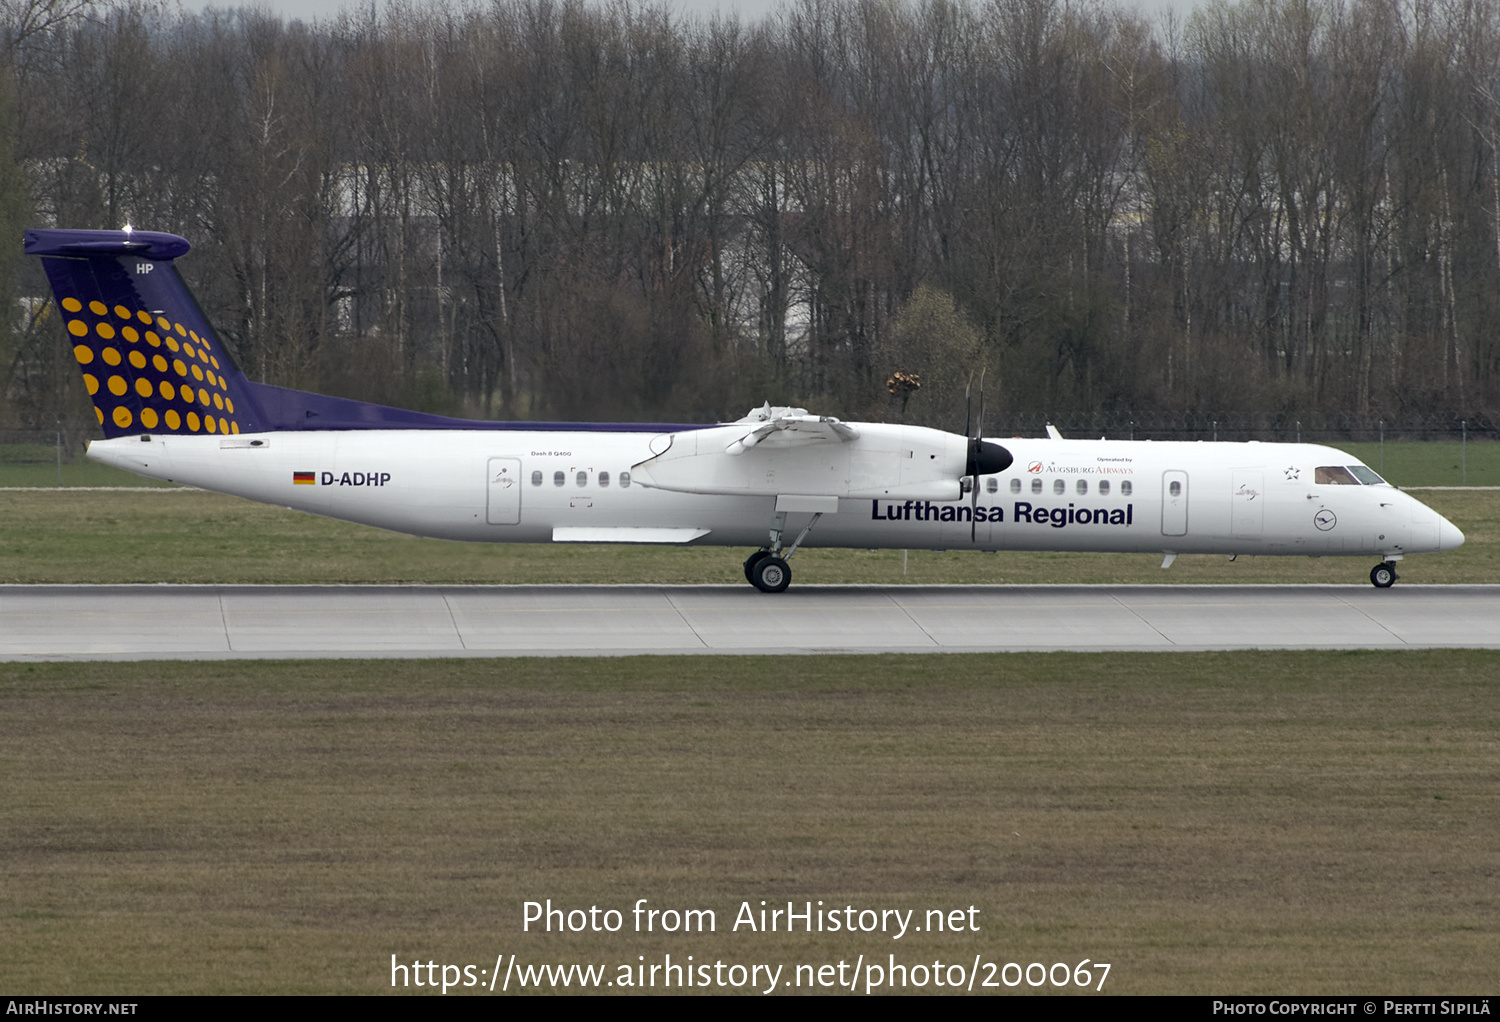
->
[963, 369, 1013, 543]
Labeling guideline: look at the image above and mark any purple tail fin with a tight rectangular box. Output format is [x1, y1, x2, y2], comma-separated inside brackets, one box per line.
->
[26, 228, 269, 438]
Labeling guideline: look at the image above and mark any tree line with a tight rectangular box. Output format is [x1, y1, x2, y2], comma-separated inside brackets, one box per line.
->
[1, 0, 1498, 435]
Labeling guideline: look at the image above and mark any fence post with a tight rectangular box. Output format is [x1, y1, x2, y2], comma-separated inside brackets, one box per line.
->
[1296, 420, 1301, 443]
[1213, 420, 1217, 442]
[1379, 420, 1384, 476]
[1462, 420, 1467, 485]
[55, 428, 62, 486]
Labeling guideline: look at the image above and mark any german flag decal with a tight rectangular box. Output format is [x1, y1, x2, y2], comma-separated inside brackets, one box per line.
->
[293, 471, 315, 485]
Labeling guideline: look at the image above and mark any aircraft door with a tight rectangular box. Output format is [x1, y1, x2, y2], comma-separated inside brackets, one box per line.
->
[1231, 470, 1263, 536]
[486, 457, 522, 525]
[1162, 470, 1188, 536]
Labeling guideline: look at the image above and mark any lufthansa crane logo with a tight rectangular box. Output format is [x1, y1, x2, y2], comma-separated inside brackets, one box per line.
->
[1314, 509, 1337, 531]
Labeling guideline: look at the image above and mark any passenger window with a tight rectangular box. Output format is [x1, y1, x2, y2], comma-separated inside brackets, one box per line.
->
[553, 470, 565, 487]
[620, 471, 631, 488]
[1099, 480, 1110, 496]
[985, 477, 998, 493]
[1315, 466, 1359, 485]
[1169, 481, 1182, 497]
[1053, 479, 1065, 495]
[1031, 478, 1043, 494]
[1010, 478, 1022, 494]
[531, 470, 542, 486]
[599, 471, 610, 487]
[1076, 479, 1088, 495]
[576, 470, 588, 487]
[1121, 481, 1133, 496]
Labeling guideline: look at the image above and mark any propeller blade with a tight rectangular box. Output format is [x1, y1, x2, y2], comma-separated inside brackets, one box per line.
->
[970, 368, 985, 543]
[962, 372, 974, 439]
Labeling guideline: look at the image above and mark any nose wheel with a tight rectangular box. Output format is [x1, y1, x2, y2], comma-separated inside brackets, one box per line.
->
[1370, 561, 1399, 588]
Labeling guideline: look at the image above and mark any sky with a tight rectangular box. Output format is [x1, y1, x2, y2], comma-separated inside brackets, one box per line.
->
[254, 0, 1204, 29]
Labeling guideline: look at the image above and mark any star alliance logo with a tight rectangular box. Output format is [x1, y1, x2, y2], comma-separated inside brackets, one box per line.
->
[1284, 466, 1301, 481]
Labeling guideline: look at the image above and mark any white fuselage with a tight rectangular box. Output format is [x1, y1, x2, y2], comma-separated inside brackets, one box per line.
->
[88, 430, 1463, 561]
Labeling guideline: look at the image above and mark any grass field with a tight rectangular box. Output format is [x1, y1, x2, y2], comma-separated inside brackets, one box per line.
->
[0, 486, 1492, 585]
[2, 652, 1495, 994]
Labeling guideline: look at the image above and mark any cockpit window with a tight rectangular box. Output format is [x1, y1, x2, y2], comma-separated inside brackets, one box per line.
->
[1315, 466, 1360, 485]
[1346, 465, 1385, 485]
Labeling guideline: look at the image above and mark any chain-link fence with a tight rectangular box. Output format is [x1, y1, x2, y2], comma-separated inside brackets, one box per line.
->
[994, 412, 1497, 444]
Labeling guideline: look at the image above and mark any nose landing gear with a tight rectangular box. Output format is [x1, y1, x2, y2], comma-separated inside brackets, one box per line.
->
[1370, 561, 1399, 588]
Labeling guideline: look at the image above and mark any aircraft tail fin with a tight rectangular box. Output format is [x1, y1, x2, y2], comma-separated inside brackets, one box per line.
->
[26, 228, 271, 438]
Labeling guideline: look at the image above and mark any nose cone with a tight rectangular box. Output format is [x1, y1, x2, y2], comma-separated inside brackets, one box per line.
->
[1438, 514, 1465, 552]
[968, 439, 1013, 476]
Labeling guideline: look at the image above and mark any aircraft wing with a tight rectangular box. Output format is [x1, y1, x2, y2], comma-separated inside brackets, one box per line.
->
[725, 413, 860, 455]
[632, 416, 999, 502]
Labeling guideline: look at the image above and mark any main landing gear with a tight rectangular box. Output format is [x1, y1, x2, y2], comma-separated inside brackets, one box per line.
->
[1370, 560, 1400, 588]
[744, 509, 825, 592]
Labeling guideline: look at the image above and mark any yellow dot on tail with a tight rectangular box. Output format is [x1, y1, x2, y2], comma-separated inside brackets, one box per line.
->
[175, 323, 186, 336]
[141, 408, 159, 429]
[159, 381, 175, 400]
[199, 389, 211, 406]
[165, 409, 181, 430]
[96, 322, 115, 340]
[166, 337, 179, 352]
[173, 359, 187, 376]
[156, 317, 169, 331]
[184, 343, 196, 358]
[114, 305, 131, 319]
[89, 300, 107, 316]
[135, 378, 152, 398]
[153, 354, 168, 372]
[84, 373, 99, 395]
[230, 422, 240, 434]
[226, 398, 235, 414]
[213, 393, 223, 409]
[62, 297, 82, 312]
[191, 364, 204, 381]
[129, 350, 146, 369]
[186, 412, 200, 431]
[209, 355, 220, 369]
[137, 310, 152, 324]
[102, 347, 121, 366]
[107, 375, 127, 396]
[112, 406, 132, 428]
[146, 331, 161, 347]
[205, 416, 217, 433]
[122, 326, 139, 343]
[73, 344, 94, 364]
[68, 320, 88, 337]
[94, 406, 103, 425]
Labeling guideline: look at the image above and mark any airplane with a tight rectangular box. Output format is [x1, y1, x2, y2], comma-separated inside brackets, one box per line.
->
[27, 227, 1464, 592]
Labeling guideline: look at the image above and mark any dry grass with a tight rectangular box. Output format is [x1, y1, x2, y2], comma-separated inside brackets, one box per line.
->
[2, 653, 1496, 994]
